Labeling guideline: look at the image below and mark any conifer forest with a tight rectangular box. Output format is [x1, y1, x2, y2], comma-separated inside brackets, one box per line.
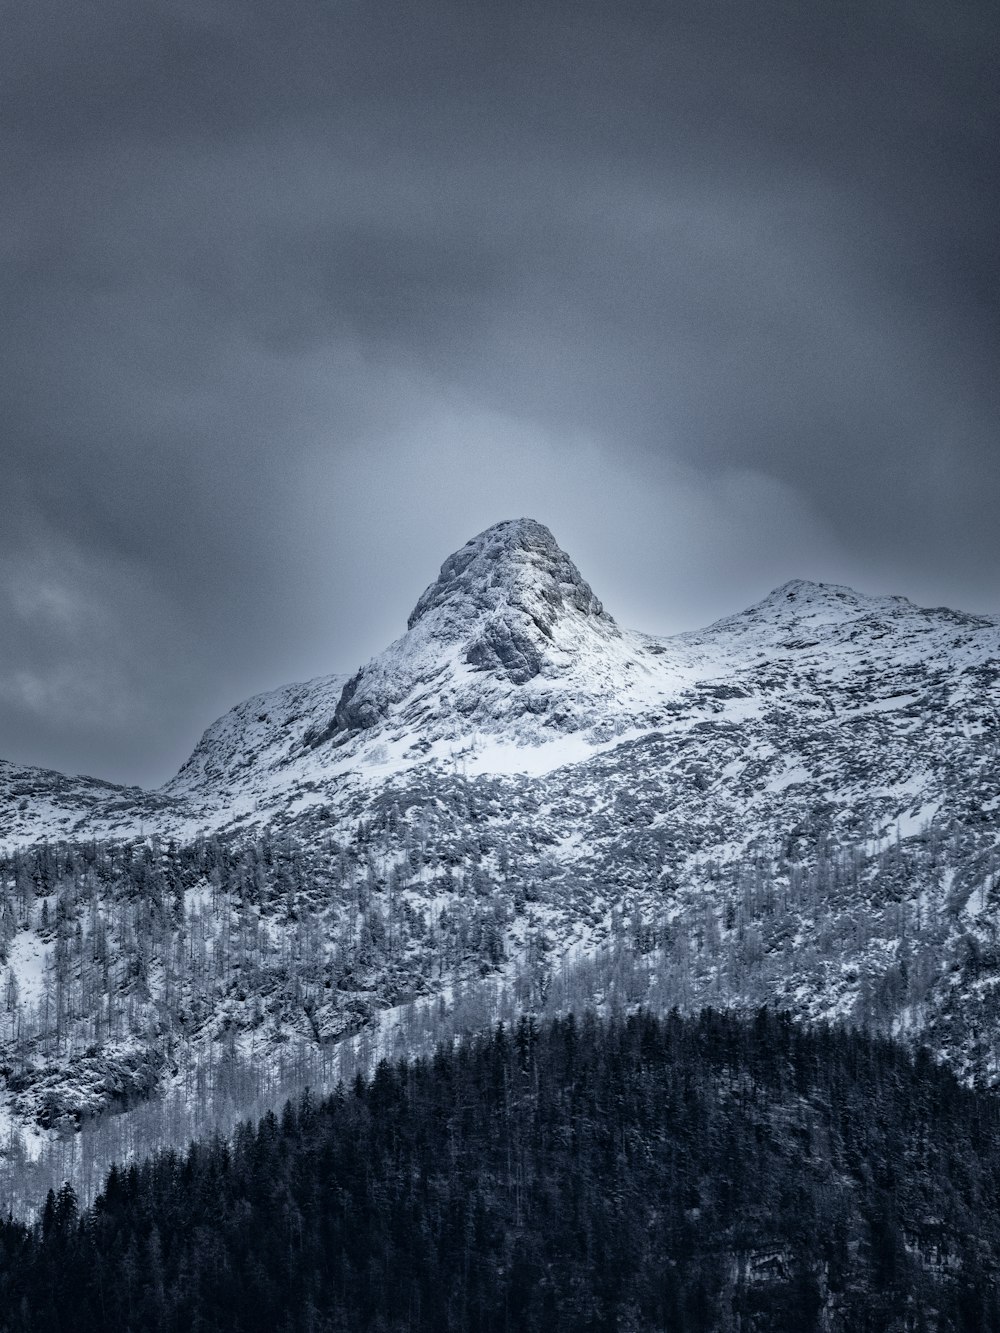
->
[3, 1011, 1000, 1332]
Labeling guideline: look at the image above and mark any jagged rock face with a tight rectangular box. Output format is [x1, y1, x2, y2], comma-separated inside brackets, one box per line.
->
[311, 518, 627, 743]
[408, 517, 612, 676]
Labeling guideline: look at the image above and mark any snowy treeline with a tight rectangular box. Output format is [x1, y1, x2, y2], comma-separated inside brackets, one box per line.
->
[1, 798, 999, 1215]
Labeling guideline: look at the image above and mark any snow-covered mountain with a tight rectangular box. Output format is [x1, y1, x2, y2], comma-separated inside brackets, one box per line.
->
[162, 516, 704, 807]
[1, 519, 999, 1185]
[7, 516, 995, 848]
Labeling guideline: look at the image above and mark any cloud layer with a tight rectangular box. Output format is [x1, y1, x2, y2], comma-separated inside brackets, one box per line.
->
[2, 0, 997, 783]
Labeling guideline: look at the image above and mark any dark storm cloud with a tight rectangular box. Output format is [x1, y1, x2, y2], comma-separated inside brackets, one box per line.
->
[1, 0, 997, 784]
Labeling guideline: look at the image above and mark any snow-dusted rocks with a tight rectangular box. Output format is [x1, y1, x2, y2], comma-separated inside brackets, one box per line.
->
[406, 517, 612, 654]
[2, 520, 998, 850]
[0, 759, 176, 847]
[298, 518, 661, 755]
[164, 672, 350, 809]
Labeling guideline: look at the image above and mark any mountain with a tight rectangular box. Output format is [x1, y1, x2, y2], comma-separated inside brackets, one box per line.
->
[9, 517, 995, 848]
[0, 519, 998, 1199]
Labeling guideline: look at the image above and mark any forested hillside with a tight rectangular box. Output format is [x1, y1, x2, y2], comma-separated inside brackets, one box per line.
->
[2, 1010, 999, 1332]
[3, 808, 1000, 1216]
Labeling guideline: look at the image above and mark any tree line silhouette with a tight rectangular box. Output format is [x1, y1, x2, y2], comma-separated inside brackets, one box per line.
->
[2, 1008, 1000, 1331]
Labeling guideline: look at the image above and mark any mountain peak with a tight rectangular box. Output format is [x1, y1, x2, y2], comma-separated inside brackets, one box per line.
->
[406, 519, 609, 634]
[755, 578, 872, 614]
[743, 578, 917, 622]
[313, 520, 623, 744]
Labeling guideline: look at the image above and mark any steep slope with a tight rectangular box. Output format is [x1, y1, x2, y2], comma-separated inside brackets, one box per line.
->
[165, 517, 696, 800]
[155, 518, 708, 823]
[161, 671, 350, 828]
[294, 516, 659, 746]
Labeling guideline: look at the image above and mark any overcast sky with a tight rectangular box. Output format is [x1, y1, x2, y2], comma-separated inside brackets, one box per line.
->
[2, 0, 997, 786]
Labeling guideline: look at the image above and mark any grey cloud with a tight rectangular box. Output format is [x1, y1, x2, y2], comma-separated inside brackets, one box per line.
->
[1, 0, 996, 783]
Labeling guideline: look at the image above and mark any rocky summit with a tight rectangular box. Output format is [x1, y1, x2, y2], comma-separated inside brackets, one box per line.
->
[406, 517, 611, 643]
[0, 521, 999, 1190]
[301, 517, 626, 747]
